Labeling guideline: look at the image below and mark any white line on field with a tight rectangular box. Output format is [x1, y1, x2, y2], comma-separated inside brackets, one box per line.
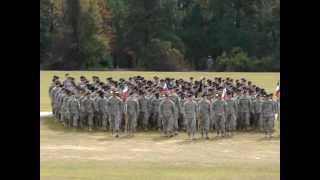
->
[40, 112, 52, 117]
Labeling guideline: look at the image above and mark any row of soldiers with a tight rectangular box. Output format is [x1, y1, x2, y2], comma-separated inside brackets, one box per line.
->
[49, 74, 280, 139]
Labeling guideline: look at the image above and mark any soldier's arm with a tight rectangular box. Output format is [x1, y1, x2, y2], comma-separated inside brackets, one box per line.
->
[159, 102, 163, 119]
[136, 100, 140, 114]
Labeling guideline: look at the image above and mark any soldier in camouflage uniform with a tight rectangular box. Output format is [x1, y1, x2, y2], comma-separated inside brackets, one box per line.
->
[182, 94, 198, 139]
[179, 93, 186, 130]
[225, 92, 238, 136]
[138, 92, 151, 131]
[83, 91, 95, 131]
[169, 90, 180, 135]
[69, 92, 80, 128]
[125, 92, 140, 136]
[237, 90, 252, 130]
[61, 89, 72, 127]
[261, 94, 277, 138]
[150, 92, 162, 131]
[212, 93, 227, 137]
[96, 91, 109, 131]
[198, 94, 211, 139]
[108, 91, 123, 137]
[252, 94, 263, 131]
[159, 93, 177, 137]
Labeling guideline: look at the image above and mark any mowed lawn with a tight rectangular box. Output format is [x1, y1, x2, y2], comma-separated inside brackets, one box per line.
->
[41, 117, 280, 180]
[40, 71, 280, 111]
[40, 71, 280, 180]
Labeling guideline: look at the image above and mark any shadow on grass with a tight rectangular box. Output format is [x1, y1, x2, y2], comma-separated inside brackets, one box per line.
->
[41, 117, 106, 134]
[257, 135, 280, 141]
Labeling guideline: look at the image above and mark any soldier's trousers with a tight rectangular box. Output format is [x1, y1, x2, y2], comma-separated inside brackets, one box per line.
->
[199, 114, 210, 133]
[162, 115, 174, 135]
[178, 113, 185, 129]
[127, 113, 138, 132]
[225, 113, 237, 132]
[70, 112, 79, 128]
[109, 113, 121, 132]
[94, 112, 101, 128]
[215, 114, 225, 134]
[139, 112, 149, 128]
[61, 111, 70, 125]
[185, 117, 196, 136]
[238, 112, 250, 129]
[101, 113, 109, 130]
[151, 112, 160, 129]
[79, 112, 87, 128]
[252, 113, 262, 130]
[87, 113, 94, 128]
[174, 112, 179, 130]
[210, 115, 216, 130]
[262, 115, 275, 133]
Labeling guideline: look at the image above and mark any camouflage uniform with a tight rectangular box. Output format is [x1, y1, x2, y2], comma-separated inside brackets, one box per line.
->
[61, 94, 71, 126]
[79, 95, 87, 128]
[182, 99, 198, 139]
[108, 95, 123, 136]
[150, 96, 162, 129]
[252, 97, 262, 131]
[198, 98, 211, 138]
[69, 95, 80, 128]
[237, 95, 252, 130]
[97, 96, 109, 131]
[84, 95, 95, 130]
[159, 98, 176, 136]
[212, 99, 227, 136]
[170, 93, 180, 131]
[225, 98, 237, 135]
[125, 96, 140, 134]
[138, 95, 151, 130]
[261, 98, 277, 136]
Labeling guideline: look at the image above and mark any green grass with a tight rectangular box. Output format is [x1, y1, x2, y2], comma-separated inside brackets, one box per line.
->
[41, 117, 280, 180]
[40, 71, 279, 111]
[40, 71, 280, 180]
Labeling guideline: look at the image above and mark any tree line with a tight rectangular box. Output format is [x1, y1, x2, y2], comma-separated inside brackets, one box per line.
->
[40, 0, 280, 71]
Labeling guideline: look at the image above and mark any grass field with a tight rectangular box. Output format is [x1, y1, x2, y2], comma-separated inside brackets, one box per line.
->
[40, 71, 280, 180]
[40, 71, 279, 111]
[41, 117, 280, 180]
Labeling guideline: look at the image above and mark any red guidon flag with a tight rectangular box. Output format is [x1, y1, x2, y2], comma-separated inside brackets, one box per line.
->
[275, 80, 280, 97]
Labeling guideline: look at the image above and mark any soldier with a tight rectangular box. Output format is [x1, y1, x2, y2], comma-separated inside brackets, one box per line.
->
[159, 93, 177, 137]
[179, 93, 186, 130]
[252, 94, 263, 131]
[150, 92, 162, 131]
[60, 89, 72, 127]
[237, 90, 252, 130]
[69, 92, 80, 128]
[83, 91, 95, 131]
[169, 90, 180, 134]
[212, 93, 227, 137]
[261, 94, 277, 138]
[182, 93, 198, 140]
[97, 91, 109, 131]
[92, 92, 102, 129]
[78, 90, 87, 128]
[125, 92, 140, 136]
[108, 91, 123, 137]
[198, 94, 211, 139]
[138, 91, 151, 131]
[225, 91, 237, 136]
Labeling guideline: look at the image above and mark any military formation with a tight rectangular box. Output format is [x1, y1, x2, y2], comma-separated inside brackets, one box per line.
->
[49, 74, 280, 139]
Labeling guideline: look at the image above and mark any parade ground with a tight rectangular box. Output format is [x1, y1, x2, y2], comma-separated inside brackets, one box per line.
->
[40, 71, 280, 180]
